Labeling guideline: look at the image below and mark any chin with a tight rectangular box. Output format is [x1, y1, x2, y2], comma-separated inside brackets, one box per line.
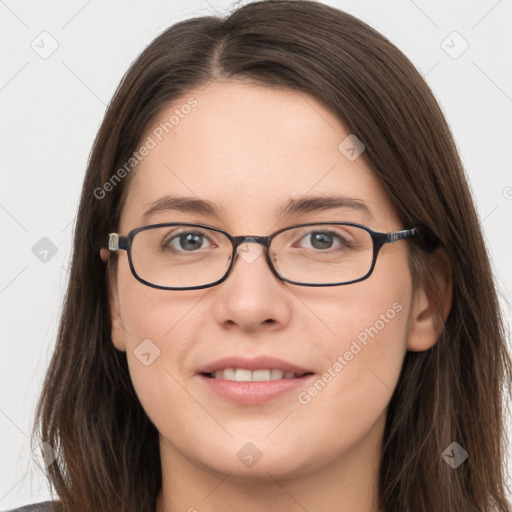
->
[194, 441, 316, 482]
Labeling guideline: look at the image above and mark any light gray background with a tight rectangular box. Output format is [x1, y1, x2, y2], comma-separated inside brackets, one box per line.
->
[1, 0, 511, 508]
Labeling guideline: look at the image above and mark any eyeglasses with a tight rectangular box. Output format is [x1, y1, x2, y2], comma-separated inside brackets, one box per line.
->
[105, 222, 418, 290]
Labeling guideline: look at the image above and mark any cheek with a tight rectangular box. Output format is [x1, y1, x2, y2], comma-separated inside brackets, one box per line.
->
[114, 264, 207, 411]
[306, 248, 412, 405]
[324, 296, 409, 408]
[287, 274, 411, 467]
[337, 250, 412, 380]
[116, 252, 206, 346]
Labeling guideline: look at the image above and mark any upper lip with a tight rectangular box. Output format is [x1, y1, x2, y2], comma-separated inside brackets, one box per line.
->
[198, 355, 313, 375]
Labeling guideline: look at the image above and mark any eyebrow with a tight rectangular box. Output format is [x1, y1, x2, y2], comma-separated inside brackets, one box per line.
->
[141, 194, 374, 222]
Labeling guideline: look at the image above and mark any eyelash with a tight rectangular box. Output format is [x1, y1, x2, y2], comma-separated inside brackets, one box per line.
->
[161, 229, 352, 253]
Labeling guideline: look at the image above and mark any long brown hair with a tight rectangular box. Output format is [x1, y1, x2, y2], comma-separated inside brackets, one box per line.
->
[32, 1, 512, 510]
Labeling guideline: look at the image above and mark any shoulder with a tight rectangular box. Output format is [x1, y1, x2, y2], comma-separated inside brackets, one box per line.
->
[3, 502, 61, 512]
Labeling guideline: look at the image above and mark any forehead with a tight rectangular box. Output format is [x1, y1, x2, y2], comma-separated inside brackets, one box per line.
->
[118, 80, 399, 233]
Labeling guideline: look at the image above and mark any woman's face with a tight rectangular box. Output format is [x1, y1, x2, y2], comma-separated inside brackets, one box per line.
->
[109, 80, 426, 482]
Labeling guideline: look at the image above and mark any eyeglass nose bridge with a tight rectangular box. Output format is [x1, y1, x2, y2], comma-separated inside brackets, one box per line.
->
[231, 235, 272, 252]
[230, 235, 273, 263]
[226, 235, 280, 277]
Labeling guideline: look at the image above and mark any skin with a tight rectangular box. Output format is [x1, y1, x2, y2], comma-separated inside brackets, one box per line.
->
[107, 80, 451, 512]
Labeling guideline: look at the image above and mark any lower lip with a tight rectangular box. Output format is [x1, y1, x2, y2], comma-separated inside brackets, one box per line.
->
[199, 374, 315, 405]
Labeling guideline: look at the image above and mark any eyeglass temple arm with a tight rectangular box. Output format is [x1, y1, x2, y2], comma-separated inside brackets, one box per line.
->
[107, 233, 128, 252]
[386, 228, 418, 243]
[105, 227, 420, 253]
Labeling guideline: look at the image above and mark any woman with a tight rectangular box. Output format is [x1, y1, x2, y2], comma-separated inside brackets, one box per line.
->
[11, 0, 511, 511]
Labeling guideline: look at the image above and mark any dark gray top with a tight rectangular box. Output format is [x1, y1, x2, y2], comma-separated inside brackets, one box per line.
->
[4, 502, 61, 512]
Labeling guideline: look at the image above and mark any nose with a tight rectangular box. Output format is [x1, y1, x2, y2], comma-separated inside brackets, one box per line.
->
[212, 238, 292, 332]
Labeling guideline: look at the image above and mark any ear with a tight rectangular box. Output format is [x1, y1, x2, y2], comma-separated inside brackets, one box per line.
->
[407, 249, 453, 352]
[99, 247, 110, 262]
[108, 275, 127, 352]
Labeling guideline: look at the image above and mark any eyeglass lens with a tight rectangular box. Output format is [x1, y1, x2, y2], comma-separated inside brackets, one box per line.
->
[129, 224, 374, 288]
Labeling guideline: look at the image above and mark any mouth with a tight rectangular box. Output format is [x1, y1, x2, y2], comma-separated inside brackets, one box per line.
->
[202, 368, 314, 381]
[197, 356, 316, 405]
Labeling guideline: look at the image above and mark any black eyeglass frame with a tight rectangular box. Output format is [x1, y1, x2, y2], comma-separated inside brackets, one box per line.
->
[106, 222, 419, 290]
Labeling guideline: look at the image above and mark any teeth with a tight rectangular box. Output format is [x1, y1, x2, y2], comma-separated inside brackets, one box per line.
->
[223, 368, 235, 380]
[270, 369, 284, 380]
[211, 368, 302, 381]
[234, 368, 252, 381]
[252, 369, 271, 381]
